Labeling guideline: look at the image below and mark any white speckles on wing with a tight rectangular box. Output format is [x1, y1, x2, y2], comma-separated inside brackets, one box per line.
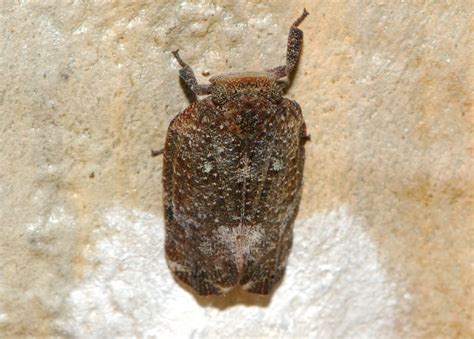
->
[240, 280, 254, 291]
[199, 223, 265, 264]
[173, 208, 204, 232]
[271, 158, 283, 171]
[202, 162, 213, 173]
[167, 260, 190, 273]
[216, 285, 233, 294]
[218, 224, 264, 259]
[237, 154, 252, 182]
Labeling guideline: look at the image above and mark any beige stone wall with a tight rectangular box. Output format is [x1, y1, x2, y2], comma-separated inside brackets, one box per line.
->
[0, 1, 471, 337]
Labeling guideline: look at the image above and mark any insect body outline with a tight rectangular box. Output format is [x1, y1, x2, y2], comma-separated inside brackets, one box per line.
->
[162, 9, 309, 295]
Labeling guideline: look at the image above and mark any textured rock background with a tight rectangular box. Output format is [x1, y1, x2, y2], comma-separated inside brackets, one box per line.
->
[0, 1, 472, 337]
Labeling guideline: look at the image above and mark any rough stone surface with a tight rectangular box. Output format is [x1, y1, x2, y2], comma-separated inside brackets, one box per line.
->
[0, 1, 472, 337]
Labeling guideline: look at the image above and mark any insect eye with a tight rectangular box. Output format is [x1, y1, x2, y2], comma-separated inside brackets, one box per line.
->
[269, 82, 284, 102]
[211, 84, 228, 105]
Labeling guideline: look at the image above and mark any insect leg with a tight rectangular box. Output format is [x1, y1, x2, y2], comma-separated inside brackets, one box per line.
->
[267, 8, 309, 79]
[172, 50, 212, 96]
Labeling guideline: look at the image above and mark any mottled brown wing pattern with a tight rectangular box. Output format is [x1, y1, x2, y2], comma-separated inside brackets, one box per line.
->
[238, 99, 305, 294]
[163, 97, 305, 295]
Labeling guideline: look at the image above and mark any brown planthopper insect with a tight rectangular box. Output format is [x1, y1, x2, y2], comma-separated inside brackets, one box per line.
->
[162, 9, 309, 295]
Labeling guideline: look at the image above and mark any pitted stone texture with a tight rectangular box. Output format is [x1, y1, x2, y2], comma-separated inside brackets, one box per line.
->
[0, 1, 471, 337]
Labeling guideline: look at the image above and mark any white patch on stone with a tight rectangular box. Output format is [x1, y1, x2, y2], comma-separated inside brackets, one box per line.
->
[24, 205, 75, 256]
[54, 205, 403, 338]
